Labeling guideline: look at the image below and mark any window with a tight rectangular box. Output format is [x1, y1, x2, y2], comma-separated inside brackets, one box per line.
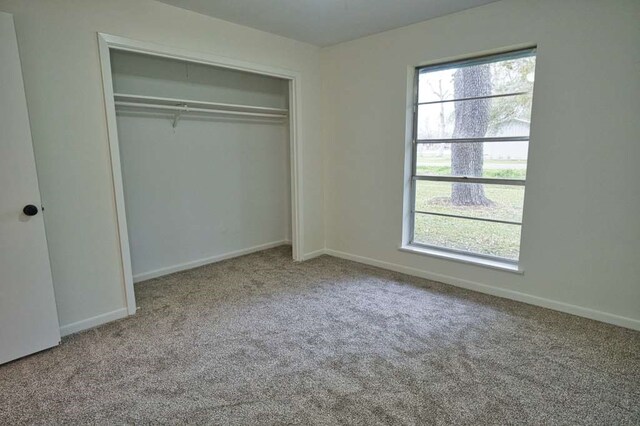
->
[408, 48, 536, 266]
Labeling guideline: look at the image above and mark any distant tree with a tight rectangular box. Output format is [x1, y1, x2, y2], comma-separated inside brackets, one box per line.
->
[488, 57, 535, 132]
[427, 79, 450, 156]
[451, 64, 493, 206]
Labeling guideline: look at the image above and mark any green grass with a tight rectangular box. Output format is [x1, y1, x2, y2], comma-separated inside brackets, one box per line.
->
[414, 214, 521, 260]
[416, 166, 526, 179]
[413, 163, 525, 260]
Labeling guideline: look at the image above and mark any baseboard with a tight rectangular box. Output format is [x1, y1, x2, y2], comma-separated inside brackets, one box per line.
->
[133, 240, 291, 283]
[301, 248, 327, 261]
[59, 307, 128, 337]
[60, 247, 638, 336]
[324, 249, 640, 331]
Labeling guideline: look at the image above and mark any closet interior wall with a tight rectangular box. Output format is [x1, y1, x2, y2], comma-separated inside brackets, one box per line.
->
[110, 51, 292, 281]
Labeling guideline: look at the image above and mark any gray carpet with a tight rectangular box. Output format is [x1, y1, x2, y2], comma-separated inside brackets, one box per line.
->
[1, 246, 638, 425]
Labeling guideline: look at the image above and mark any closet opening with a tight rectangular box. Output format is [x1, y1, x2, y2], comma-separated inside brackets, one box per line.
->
[98, 34, 303, 315]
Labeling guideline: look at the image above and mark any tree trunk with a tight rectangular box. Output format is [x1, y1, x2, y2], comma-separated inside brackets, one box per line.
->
[451, 65, 492, 206]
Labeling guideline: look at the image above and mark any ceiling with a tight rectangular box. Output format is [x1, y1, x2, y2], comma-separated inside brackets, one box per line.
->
[156, 0, 500, 47]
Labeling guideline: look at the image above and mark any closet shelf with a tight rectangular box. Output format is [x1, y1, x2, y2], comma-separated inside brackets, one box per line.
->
[113, 93, 288, 120]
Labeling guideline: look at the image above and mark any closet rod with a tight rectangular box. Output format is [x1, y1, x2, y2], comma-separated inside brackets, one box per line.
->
[114, 101, 288, 119]
[114, 93, 289, 115]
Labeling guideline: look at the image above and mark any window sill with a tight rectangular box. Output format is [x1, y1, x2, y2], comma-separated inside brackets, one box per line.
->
[399, 244, 523, 274]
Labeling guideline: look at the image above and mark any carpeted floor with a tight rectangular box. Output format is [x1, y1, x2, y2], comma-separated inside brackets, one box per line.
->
[1, 246, 638, 425]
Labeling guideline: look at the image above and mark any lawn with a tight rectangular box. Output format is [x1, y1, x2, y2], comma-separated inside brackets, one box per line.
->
[413, 158, 525, 260]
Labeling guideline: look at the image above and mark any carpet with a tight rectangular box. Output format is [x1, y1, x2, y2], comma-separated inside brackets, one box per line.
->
[1, 246, 638, 424]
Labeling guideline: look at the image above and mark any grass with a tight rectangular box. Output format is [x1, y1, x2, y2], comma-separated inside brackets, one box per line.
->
[413, 161, 525, 260]
[414, 215, 522, 260]
[417, 165, 526, 179]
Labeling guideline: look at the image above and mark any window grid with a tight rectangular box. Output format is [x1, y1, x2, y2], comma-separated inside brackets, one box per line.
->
[409, 48, 535, 263]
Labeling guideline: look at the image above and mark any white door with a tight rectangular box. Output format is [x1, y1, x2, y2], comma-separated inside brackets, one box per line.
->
[0, 11, 60, 364]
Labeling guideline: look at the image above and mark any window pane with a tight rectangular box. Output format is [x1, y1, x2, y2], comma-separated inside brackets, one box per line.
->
[417, 93, 532, 140]
[413, 213, 521, 260]
[418, 55, 536, 103]
[415, 180, 524, 223]
[415, 142, 528, 179]
[412, 49, 535, 262]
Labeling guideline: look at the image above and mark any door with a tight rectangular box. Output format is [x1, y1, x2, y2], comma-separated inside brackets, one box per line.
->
[0, 11, 60, 364]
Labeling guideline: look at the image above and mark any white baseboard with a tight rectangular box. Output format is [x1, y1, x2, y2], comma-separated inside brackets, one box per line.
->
[324, 249, 640, 331]
[301, 248, 327, 261]
[59, 307, 128, 337]
[133, 240, 291, 283]
[60, 246, 638, 337]
[60, 241, 292, 336]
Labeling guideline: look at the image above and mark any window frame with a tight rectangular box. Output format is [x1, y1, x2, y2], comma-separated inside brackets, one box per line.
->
[407, 48, 536, 267]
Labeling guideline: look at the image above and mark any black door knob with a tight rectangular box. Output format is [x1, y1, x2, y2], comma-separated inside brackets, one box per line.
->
[23, 204, 39, 216]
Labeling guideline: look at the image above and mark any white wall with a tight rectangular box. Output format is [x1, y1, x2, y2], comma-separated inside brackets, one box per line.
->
[112, 50, 291, 280]
[2, 0, 638, 333]
[0, 0, 324, 331]
[321, 0, 640, 328]
[111, 50, 290, 109]
[118, 114, 291, 280]
[118, 113, 291, 280]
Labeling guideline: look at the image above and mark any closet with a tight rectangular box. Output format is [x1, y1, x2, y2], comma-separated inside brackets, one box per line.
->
[109, 50, 292, 283]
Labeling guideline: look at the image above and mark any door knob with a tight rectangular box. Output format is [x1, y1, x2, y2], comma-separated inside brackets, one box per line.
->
[23, 204, 39, 216]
